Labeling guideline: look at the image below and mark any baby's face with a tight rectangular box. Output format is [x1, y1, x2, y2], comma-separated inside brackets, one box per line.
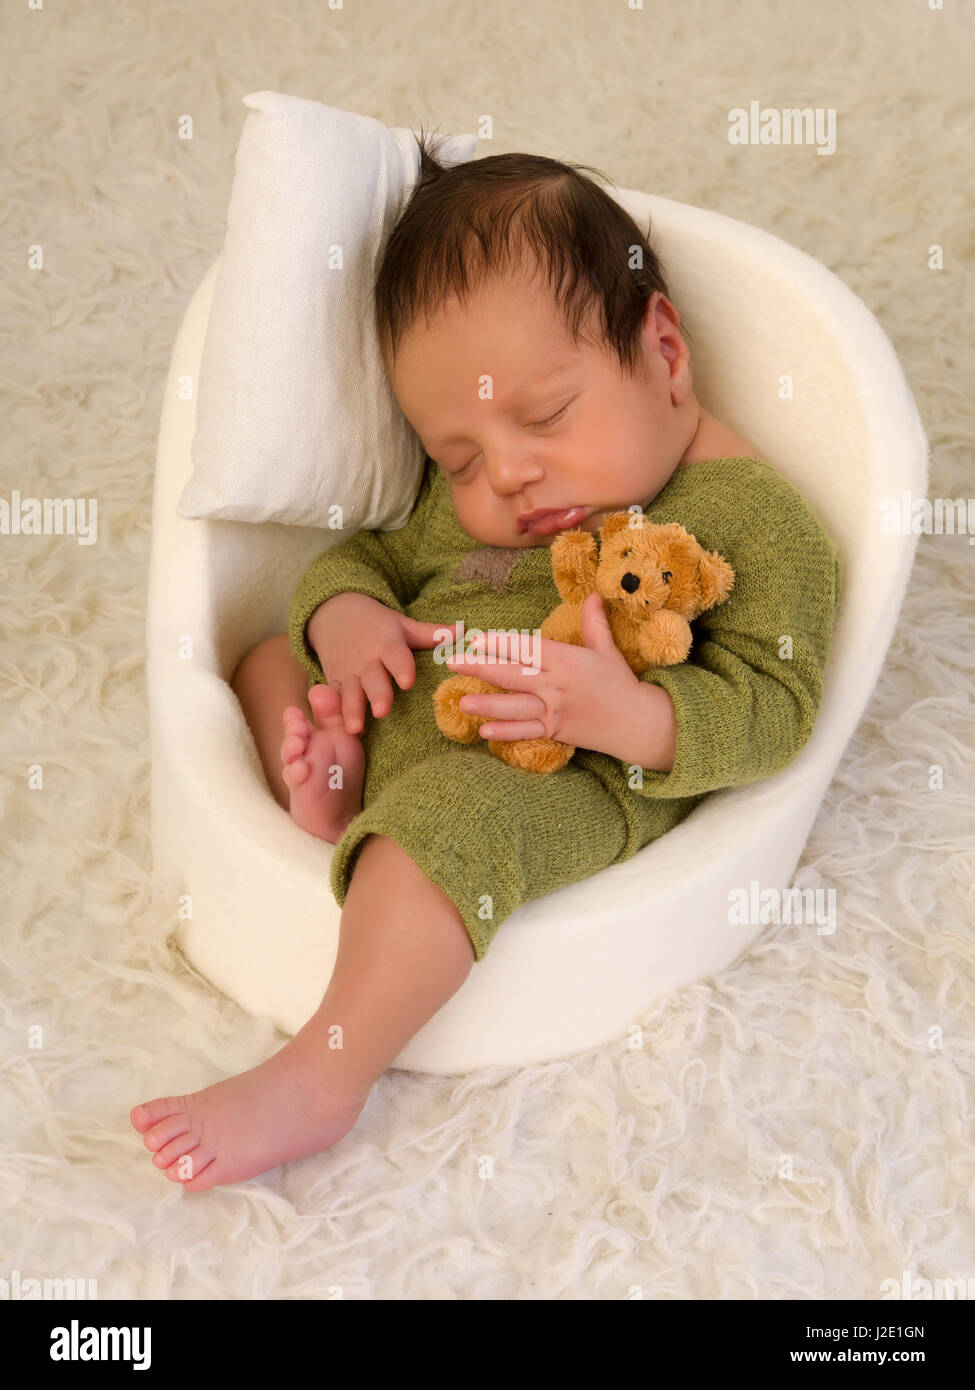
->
[386, 260, 697, 548]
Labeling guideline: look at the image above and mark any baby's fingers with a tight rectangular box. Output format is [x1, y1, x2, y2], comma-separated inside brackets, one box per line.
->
[359, 659, 396, 719]
[400, 616, 464, 651]
[336, 676, 367, 735]
[380, 639, 416, 690]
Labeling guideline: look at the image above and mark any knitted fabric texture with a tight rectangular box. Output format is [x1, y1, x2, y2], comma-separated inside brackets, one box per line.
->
[287, 455, 841, 956]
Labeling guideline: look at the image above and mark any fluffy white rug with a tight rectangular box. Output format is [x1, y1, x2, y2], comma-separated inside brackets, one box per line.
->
[2, 0, 973, 1299]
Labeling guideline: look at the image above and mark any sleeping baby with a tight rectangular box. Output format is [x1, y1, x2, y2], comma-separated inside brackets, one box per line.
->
[131, 137, 841, 1191]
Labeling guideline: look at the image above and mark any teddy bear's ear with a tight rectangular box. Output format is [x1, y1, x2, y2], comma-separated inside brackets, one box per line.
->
[598, 511, 642, 542]
[696, 550, 735, 610]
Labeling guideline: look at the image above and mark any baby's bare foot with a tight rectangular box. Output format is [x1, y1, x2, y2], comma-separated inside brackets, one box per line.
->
[130, 1033, 369, 1192]
[281, 685, 364, 841]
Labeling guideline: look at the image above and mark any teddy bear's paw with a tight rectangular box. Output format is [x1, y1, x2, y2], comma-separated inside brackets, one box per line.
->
[653, 637, 692, 666]
[433, 674, 502, 743]
[489, 736, 575, 773]
[638, 610, 693, 667]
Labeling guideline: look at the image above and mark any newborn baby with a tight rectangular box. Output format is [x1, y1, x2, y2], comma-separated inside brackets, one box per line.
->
[131, 139, 841, 1191]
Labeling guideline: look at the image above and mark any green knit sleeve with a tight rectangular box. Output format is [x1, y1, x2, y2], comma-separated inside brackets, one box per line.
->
[622, 481, 842, 800]
[288, 460, 434, 685]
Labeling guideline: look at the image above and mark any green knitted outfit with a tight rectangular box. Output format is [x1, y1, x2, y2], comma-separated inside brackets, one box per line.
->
[288, 455, 841, 962]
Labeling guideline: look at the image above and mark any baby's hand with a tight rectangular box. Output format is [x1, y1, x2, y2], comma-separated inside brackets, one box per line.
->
[444, 592, 639, 757]
[306, 593, 462, 734]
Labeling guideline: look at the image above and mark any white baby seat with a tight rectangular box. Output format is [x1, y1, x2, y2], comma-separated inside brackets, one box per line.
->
[148, 188, 928, 1073]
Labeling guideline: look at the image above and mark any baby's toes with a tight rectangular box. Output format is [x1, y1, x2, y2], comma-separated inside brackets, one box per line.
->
[130, 1096, 186, 1134]
[308, 683, 343, 723]
[164, 1147, 216, 1185]
[141, 1110, 193, 1154]
[283, 705, 309, 733]
[281, 757, 310, 789]
[152, 1131, 202, 1170]
[282, 706, 319, 760]
[280, 707, 312, 763]
[280, 731, 308, 764]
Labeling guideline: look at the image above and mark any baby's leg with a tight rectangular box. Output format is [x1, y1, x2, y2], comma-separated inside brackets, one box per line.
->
[231, 634, 310, 808]
[130, 833, 475, 1191]
[231, 633, 364, 839]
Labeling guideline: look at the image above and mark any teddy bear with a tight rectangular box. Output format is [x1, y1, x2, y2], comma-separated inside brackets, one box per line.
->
[432, 511, 735, 773]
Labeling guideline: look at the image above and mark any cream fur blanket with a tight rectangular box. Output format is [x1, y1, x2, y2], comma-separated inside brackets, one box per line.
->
[2, 0, 972, 1300]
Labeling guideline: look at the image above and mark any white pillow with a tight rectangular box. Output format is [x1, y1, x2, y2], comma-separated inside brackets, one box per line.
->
[176, 92, 479, 532]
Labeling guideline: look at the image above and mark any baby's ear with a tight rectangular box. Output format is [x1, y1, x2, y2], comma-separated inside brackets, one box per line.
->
[696, 549, 735, 610]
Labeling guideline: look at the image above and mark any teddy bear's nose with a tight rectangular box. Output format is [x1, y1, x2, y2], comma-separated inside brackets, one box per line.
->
[620, 572, 640, 594]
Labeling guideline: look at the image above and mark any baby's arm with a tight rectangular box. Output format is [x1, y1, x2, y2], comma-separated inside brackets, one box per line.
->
[288, 462, 436, 686]
[622, 484, 842, 799]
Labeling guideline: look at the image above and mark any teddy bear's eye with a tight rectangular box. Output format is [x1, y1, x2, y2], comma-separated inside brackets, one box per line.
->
[661, 570, 672, 582]
[623, 548, 632, 558]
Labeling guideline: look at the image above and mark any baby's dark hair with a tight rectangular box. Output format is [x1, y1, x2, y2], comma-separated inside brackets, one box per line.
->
[374, 126, 691, 377]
